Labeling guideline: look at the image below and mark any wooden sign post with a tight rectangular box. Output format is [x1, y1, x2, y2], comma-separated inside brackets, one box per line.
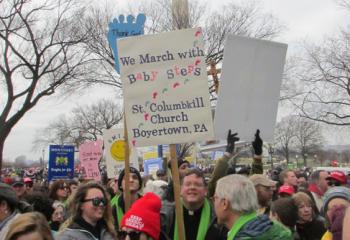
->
[117, 28, 215, 240]
[170, 144, 185, 240]
[123, 118, 131, 211]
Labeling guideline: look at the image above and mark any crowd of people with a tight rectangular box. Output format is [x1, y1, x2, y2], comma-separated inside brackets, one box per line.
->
[1, 130, 350, 240]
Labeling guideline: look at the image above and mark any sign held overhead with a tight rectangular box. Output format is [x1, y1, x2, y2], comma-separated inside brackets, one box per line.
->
[214, 35, 288, 142]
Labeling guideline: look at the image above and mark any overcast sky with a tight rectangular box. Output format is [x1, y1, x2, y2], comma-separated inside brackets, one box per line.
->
[3, 0, 350, 161]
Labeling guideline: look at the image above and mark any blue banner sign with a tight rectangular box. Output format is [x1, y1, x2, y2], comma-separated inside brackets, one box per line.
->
[48, 145, 75, 181]
[144, 158, 163, 176]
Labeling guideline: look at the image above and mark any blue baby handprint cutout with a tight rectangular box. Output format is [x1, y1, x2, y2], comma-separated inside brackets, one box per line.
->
[107, 14, 146, 73]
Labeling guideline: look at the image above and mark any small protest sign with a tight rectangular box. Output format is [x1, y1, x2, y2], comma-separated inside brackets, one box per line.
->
[103, 128, 139, 178]
[144, 158, 163, 177]
[107, 14, 146, 73]
[48, 145, 74, 182]
[79, 140, 103, 181]
[118, 28, 214, 147]
[214, 35, 288, 142]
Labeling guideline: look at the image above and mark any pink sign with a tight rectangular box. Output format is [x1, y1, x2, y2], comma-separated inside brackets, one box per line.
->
[79, 140, 103, 180]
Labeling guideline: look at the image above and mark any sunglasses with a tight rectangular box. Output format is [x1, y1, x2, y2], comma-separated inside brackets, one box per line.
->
[83, 197, 107, 207]
[25, 183, 33, 188]
[328, 179, 341, 186]
[58, 185, 68, 190]
[118, 231, 141, 240]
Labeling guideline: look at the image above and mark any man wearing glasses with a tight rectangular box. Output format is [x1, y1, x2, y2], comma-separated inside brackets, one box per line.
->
[249, 174, 276, 215]
[166, 168, 227, 240]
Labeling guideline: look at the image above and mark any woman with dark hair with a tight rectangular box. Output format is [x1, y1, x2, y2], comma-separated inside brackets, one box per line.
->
[0, 183, 21, 239]
[66, 180, 79, 197]
[49, 180, 69, 203]
[57, 181, 117, 240]
[24, 191, 54, 222]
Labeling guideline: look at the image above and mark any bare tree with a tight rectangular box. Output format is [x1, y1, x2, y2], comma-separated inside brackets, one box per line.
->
[296, 33, 350, 126]
[313, 149, 328, 166]
[294, 118, 323, 166]
[75, 0, 283, 101]
[279, 56, 305, 102]
[295, 0, 350, 125]
[33, 115, 74, 149]
[71, 4, 122, 89]
[134, 0, 206, 33]
[0, 0, 92, 171]
[32, 99, 123, 151]
[204, 1, 283, 65]
[336, 0, 350, 10]
[274, 115, 298, 164]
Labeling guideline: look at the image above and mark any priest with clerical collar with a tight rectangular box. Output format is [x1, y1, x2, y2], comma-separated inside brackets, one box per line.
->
[169, 168, 227, 240]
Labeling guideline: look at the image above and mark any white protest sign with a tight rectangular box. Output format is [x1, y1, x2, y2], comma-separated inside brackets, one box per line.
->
[103, 128, 139, 178]
[118, 28, 214, 147]
[214, 35, 287, 142]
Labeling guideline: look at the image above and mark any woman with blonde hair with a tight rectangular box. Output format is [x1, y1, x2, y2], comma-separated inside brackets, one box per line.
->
[4, 212, 53, 240]
[57, 181, 116, 240]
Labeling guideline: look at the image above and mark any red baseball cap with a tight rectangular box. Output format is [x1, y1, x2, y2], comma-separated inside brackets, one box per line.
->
[24, 177, 33, 183]
[278, 185, 295, 195]
[327, 171, 347, 184]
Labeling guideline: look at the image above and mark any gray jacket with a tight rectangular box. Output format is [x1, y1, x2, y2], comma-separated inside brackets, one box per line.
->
[56, 223, 115, 240]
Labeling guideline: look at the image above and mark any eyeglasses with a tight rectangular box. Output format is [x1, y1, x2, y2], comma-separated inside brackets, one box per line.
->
[25, 183, 33, 188]
[58, 185, 68, 190]
[327, 179, 341, 186]
[83, 197, 107, 207]
[183, 182, 205, 188]
[118, 231, 141, 240]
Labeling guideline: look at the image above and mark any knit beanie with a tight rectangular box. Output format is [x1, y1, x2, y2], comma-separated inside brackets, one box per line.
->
[118, 167, 143, 191]
[167, 158, 189, 169]
[321, 186, 350, 216]
[121, 192, 161, 240]
[0, 182, 18, 209]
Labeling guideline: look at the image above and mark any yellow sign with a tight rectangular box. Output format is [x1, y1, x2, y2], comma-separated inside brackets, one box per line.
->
[110, 139, 126, 161]
[143, 151, 158, 160]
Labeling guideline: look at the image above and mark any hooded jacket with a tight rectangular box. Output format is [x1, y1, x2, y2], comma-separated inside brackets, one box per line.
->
[235, 214, 293, 240]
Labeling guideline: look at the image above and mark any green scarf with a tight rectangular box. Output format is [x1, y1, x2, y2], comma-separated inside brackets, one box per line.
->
[174, 198, 211, 240]
[115, 195, 124, 227]
[227, 212, 257, 240]
[111, 195, 118, 207]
